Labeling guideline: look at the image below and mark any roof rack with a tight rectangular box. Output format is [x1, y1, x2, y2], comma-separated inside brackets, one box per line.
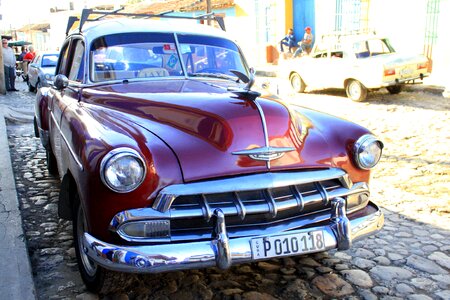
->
[65, 7, 226, 36]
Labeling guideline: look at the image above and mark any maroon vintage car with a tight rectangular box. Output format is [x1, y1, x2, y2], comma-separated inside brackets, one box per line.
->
[34, 9, 384, 293]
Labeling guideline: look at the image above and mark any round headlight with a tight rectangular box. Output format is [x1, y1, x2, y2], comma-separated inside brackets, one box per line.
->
[100, 148, 146, 193]
[353, 134, 383, 170]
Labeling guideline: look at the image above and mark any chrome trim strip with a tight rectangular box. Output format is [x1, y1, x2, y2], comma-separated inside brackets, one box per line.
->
[200, 194, 213, 222]
[315, 181, 329, 205]
[154, 168, 346, 212]
[50, 111, 83, 171]
[291, 185, 305, 212]
[232, 146, 296, 162]
[211, 209, 231, 269]
[331, 197, 351, 250]
[84, 202, 383, 273]
[233, 192, 246, 220]
[173, 33, 188, 79]
[252, 100, 271, 169]
[263, 189, 277, 218]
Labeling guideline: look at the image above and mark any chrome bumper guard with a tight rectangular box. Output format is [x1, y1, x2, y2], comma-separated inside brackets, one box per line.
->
[82, 199, 383, 273]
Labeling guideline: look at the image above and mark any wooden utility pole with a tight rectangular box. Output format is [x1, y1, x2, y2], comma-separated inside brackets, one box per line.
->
[0, 36, 5, 95]
[206, 0, 212, 26]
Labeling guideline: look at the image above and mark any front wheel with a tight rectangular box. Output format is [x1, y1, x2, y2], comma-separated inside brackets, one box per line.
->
[28, 80, 36, 92]
[290, 72, 306, 93]
[73, 195, 124, 294]
[346, 80, 367, 102]
[386, 85, 402, 94]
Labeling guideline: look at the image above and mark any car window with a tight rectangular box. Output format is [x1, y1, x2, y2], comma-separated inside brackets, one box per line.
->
[90, 32, 248, 82]
[58, 43, 70, 75]
[68, 40, 85, 82]
[178, 34, 248, 78]
[353, 39, 394, 58]
[41, 54, 59, 68]
[90, 32, 179, 82]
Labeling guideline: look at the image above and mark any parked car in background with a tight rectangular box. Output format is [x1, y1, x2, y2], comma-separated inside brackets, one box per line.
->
[282, 31, 430, 101]
[27, 52, 59, 92]
[34, 9, 384, 294]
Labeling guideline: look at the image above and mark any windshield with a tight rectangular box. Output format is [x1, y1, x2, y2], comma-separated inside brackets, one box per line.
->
[353, 38, 395, 58]
[90, 32, 248, 82]
[41, 54, 59, 68]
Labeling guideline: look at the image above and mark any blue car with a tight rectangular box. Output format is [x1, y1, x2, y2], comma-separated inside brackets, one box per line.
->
[27, 52, 59, 92]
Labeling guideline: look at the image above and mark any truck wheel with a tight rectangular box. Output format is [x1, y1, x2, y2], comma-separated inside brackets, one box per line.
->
[73, 195, 124, 294]
[346, 80, 367, 102]
[386, 85, 402, 94]
[290, 72, 306, 93]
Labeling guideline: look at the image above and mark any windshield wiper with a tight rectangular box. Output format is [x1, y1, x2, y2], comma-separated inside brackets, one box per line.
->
[188, 72, 239, 83]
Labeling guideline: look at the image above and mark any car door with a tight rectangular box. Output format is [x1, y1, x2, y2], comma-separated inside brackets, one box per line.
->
[28, 55, 41, 86]
[50, 37, 85, 173]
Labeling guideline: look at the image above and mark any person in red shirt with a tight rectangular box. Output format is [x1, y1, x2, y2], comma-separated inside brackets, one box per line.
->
[23, 46, 35, 62]
[22, 46, 36, 81]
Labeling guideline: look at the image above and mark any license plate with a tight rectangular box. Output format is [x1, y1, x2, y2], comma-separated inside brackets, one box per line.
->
[400, 67, 413, 77]
[251, 230, 325, 259]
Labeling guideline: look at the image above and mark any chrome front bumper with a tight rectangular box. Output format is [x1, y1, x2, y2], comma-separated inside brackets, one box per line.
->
[82, 199, 384, 273]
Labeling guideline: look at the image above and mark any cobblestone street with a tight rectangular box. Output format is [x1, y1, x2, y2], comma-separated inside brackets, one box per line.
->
[3, 81, 450, 299]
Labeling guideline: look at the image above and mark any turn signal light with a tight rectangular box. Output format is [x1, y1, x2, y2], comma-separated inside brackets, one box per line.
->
[384, 68, 396, 76]
[417, 62, 428, 70]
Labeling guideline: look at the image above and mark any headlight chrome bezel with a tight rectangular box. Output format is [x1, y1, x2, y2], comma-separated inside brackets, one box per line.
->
[100, 147, 147, 193]
[353, 134, 384, 170]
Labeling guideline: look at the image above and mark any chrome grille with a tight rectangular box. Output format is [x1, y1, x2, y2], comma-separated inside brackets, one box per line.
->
[110, 168, 370, 243]
[169, 178, 342, 226]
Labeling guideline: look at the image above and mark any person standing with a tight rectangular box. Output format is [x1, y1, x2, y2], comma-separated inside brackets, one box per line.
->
[18, 46, 27, 61]
[22, 45, 36, 81]
[279, 28, 296, 53]
[2, 38, 18, 91]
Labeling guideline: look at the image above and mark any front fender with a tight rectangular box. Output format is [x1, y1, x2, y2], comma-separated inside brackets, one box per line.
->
[59, 102, 184, 242]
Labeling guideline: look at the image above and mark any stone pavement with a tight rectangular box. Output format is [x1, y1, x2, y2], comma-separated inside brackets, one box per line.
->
[0, 80, 36, 299]
[1, 78, 449, 299]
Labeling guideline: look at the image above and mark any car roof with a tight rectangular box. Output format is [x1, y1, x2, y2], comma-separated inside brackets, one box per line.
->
[69, 18, 231, 42]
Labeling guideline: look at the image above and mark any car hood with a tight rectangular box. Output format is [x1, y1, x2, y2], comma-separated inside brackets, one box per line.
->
[41, 66, 56, 75]
[82, 79, 339, 182]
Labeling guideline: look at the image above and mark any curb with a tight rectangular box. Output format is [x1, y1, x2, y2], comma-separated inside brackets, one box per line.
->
[0, 113, 37, 299]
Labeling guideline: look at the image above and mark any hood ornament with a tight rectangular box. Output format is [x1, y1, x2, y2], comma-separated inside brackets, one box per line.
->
[232, 146, 295, 161]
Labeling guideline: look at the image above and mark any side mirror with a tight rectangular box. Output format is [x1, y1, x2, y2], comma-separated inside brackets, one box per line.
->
[54, 74, 69, 90]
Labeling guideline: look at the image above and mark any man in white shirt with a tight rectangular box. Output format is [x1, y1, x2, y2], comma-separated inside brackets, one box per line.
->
[2, 38, 18, 91]
[294, 27, 314, 58]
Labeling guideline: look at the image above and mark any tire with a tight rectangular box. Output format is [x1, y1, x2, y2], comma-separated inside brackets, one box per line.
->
[73, 195, 125, 294]
[290, 72, 306, 93]
[28, 80, 36, 92]
[33, 117, 40, 138]
[35, 80, 42, 93]
[46, 148, 58, 176]
[346, 80, 367, 102]
[386, 85, 402, 95]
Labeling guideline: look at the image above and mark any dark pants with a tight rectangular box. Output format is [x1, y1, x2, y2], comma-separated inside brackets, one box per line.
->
[4, 66, 16, 90]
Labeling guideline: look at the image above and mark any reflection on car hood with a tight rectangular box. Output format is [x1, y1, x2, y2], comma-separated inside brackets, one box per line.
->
[82, 79, 337, 182]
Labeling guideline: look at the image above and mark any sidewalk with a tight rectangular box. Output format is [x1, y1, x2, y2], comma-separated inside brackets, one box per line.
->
[0, 84, 36, 299]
